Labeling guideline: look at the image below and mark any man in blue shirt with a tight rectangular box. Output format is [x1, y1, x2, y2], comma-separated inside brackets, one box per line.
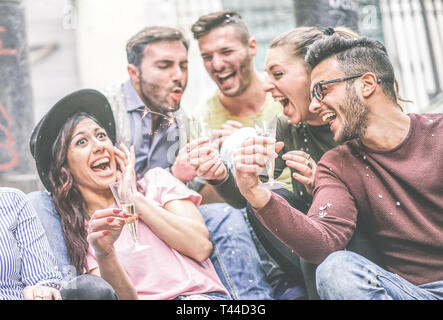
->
[117, 78, 183, 177]
[104, 26, 195, 184]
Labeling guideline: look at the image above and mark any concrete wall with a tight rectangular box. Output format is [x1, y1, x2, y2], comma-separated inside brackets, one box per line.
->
[25, 0, 79, 123]
[75, 0, 220, 115]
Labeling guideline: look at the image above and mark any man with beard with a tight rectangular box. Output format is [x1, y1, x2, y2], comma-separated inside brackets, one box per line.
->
[189, 12, 307, 299]
[98, 26, 275, 300]
[190, 10, 292, 190]
[105, 26, 192, 182]
[233, 34, 443, 300]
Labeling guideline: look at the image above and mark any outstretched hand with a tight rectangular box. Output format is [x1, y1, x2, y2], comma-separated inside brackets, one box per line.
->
[188, 137, 227, 182]
[233, 136, 284, 208]
[170, 145, 197, 182]
[211, 120, 243, 149]
[87, 208, 126, 259]
[282, 150, 317, 195]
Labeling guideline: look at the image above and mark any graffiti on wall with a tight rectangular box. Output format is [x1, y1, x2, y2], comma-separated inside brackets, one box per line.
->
[0, 26, 19, 172]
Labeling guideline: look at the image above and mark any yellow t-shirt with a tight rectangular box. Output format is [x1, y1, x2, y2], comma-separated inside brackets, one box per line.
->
[190, 92, 293, 191]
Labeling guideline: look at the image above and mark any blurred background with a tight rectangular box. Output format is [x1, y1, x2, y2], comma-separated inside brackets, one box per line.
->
[0, 0, 442, 192]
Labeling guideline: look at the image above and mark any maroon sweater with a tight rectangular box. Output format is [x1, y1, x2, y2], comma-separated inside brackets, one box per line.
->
[256, 113, 443, 285]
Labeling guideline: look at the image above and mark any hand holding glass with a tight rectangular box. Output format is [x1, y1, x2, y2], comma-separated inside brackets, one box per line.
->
[254, 116, 286, 190]
[192, 116, 218, 150]
[109, 179, 149, 251]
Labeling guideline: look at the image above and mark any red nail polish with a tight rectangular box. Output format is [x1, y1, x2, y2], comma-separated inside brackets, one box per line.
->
[123, 213, 130, 218]
[107, 217, 115, 223]
[102, 230, 110, 236]
[137, 213, 141, 217]
[113, 209, 122, 213]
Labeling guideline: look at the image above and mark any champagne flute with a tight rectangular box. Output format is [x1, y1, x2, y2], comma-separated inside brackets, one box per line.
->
[191, 116, 211, 140]
[191, 115, 219, 152]
[188, 116, 220, 184]
[254, 116, 287, 190]
[109, 179, 150, 251]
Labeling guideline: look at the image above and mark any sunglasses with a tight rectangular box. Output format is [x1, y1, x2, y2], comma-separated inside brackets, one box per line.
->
[310, 74, 365, 102]
[223, 13, 241, 24]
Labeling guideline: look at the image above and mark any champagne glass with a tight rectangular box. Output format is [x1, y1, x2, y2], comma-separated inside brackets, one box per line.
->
[254, 116, 286, 190]
[174, 113, 188, 150]
[109, 179, 150, 251]
[191, 115, 220, 151]
[189, 116, 219, 183]
[191, 116, 212, 140]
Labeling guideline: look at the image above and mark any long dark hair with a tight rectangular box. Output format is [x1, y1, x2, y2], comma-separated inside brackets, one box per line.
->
[48, 112, 101, 274]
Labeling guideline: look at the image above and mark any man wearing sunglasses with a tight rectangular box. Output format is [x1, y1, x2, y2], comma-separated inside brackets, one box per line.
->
[234, 34, 443, 299]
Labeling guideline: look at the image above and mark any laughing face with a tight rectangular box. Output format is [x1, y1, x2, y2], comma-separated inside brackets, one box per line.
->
[198, 25, 255, 97]
[332, 86, 369, 143]
[309, 58, 369, 143]
[131, 40, 188, 114]
[264, 45, 326, 125]
[67, 117, 117, 194]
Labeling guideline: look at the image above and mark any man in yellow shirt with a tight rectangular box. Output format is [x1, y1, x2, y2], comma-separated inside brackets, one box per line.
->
[188, 10, 305, 299]
[190, 10, 292, 190]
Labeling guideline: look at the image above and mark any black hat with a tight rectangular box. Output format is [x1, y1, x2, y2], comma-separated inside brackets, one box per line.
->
[30, 89, 116, 192]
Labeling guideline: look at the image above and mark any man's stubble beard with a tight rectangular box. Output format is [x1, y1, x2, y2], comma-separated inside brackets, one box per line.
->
[336, 86, 369, 144]
[138, 72, 183, 115]
[219, 53, 254, 98]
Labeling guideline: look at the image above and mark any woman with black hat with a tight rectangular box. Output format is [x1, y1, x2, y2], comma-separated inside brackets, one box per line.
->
[28, 88, 235, 300]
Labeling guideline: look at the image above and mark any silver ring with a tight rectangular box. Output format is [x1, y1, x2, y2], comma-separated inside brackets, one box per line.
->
[307, 160, 313, 169]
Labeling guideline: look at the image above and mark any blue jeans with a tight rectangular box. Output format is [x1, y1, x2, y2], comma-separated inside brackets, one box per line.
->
[174, 291, 231, 300]
[27, 191, 76, 280]
[199, 203, 274, 300]
[316, 250, 443, 300]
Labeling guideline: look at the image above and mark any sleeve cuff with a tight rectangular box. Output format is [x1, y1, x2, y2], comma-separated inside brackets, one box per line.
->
[207, 164, 231, 186]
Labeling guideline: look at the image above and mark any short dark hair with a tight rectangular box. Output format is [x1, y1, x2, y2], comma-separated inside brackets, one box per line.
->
[191, 10, 250, 44]
[305, 34, 397, 102]
[126, 26, 189, 67]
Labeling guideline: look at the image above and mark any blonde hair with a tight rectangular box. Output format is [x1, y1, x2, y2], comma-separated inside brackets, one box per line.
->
[269, 26, 358, 64]
[270, 26, 408, 106]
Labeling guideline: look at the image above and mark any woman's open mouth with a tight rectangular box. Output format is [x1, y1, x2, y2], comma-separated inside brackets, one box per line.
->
[274, 96, 290, 108]
[90, 157, 111, 173]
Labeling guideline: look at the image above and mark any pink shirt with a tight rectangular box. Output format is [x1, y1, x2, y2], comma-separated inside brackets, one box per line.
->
[87, 168, 229, 300]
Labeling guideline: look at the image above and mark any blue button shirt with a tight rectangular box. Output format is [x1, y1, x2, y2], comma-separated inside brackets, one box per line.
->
[0, 188, 62, 300]
[122, 80, 180, 178]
